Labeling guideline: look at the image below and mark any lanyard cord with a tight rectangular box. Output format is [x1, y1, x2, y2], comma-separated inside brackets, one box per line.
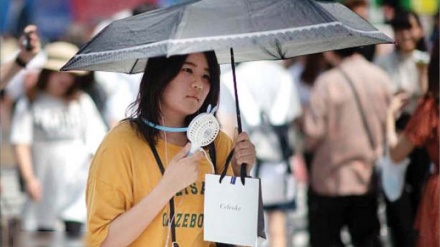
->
[147, 140, 179, 247]
[147, 138, 219, 246]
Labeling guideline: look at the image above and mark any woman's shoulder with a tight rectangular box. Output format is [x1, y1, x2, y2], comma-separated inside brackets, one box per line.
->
[215, 131, 233, 144]
[213, 130, 234, 153]
[102, 120, 142, 147]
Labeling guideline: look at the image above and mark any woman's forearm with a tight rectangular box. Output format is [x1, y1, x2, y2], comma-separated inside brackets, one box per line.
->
[13, 144, 35, 182]
[389, 134, 414, 163]
[387, 111, 414, 163]
[386, 111, 398, 148]
[100, 178, 176, 247]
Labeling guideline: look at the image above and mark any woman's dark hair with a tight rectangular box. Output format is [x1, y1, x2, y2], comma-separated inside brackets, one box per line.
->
[390, 10, 422, 31]
[129, 51, 220, 144]
[333, 47, 359, 58]
[300, 53, 327, 86]
[27, 69, 81, 102]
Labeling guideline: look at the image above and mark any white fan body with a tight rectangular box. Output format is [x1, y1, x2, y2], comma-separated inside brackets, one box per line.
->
[187, 113, 220, 155]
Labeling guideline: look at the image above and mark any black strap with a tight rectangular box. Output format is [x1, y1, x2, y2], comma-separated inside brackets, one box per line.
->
[148, 140, 220, 246]
[208, 142, 216, 169]
[219, 148, 235, 183]
[147, 140, 179, 247]
[339, 69, 376, 150]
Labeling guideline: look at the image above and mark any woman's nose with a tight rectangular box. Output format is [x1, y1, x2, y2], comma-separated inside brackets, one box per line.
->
[192, 79, 203, 90]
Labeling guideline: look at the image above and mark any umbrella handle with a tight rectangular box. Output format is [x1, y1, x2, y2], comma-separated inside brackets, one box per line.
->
[230, 48, 247, 185]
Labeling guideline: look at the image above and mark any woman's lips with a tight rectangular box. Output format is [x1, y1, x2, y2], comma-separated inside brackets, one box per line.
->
[187, 95, 200, 102]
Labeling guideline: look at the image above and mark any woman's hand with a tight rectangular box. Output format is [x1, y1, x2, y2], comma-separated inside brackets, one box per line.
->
[232, 131, 256, 176]
[388, 92, 409, 118]
[25, 176, 42, 202]
[161, 143, 204, 195]
[387, 92, 409, 147]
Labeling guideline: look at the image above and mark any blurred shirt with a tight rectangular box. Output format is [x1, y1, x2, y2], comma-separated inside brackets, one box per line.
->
[304, 54, 391, 196]
[219, 61, 301, 132]
[375, 49, 429, 113]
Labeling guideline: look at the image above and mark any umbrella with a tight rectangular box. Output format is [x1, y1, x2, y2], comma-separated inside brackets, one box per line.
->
[61, 0, 393, 73]
[61, 0, 393, 179]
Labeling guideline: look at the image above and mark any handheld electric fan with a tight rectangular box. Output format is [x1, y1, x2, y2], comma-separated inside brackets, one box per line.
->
[187, 113, 220, 155]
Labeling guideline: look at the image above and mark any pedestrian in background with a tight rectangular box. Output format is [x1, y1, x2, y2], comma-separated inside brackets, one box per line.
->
[303, 47, 391, 247]
[386, 38, 439, 247]
[374, 10, 431, 246]
[9, 41, 108, 237]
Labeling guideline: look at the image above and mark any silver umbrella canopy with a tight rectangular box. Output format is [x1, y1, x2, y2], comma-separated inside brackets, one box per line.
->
[62, 0, 393, 182]
[61, 0, 393, 73]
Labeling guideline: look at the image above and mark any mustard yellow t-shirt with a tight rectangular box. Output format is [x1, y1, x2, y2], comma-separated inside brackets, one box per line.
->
[86, 121, 234, 247]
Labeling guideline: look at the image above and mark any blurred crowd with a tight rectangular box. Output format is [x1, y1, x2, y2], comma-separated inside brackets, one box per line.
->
[0, 0, 439, 246]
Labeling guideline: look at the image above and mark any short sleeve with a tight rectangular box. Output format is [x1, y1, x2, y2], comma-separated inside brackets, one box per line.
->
[404, 97, 439, 147]
[10, 98, 33, 144]
[86, 153, 133, 246]
[86, 178, 120, 246]
[85, 128, 135, 246]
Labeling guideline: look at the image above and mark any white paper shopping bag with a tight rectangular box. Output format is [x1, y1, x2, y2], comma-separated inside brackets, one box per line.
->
[204, 174, 260, 246]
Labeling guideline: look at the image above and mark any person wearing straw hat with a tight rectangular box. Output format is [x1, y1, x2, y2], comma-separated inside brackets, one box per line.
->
[9, 40, 108, 237]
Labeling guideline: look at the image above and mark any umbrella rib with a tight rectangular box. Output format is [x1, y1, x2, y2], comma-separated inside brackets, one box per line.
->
[130, 58, 140, 74]
[259, 40, 286, 60]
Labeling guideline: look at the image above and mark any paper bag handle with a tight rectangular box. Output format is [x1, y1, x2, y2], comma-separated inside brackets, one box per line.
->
[219, 147, 247, 185]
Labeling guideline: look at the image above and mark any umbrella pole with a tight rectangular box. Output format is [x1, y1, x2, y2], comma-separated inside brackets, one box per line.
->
[230, 48, 248, 182]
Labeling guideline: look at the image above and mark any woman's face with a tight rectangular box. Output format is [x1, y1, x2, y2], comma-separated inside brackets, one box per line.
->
[395, 28, 417, 53]
[394, 15, 422, 54]
[161, 53, 211, 119]
[46, 71, 75, 97]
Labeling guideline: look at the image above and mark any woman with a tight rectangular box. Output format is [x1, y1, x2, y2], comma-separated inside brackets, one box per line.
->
[10, 41, 108, 236]
[86, 51, 256, 246]
[387, 39, 439, 247]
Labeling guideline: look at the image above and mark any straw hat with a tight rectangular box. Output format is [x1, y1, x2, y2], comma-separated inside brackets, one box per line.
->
[43, 41, 87, 76]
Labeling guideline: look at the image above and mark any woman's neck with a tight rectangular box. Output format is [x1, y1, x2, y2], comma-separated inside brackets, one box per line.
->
[158, 116, 188, 146]
[159, 115, 186, 128]
[160, 131, 188, 146]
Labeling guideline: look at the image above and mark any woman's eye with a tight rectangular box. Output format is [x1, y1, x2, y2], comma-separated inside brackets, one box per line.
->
[182, 68, 193, 74]
[203, 74, 211, 81]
